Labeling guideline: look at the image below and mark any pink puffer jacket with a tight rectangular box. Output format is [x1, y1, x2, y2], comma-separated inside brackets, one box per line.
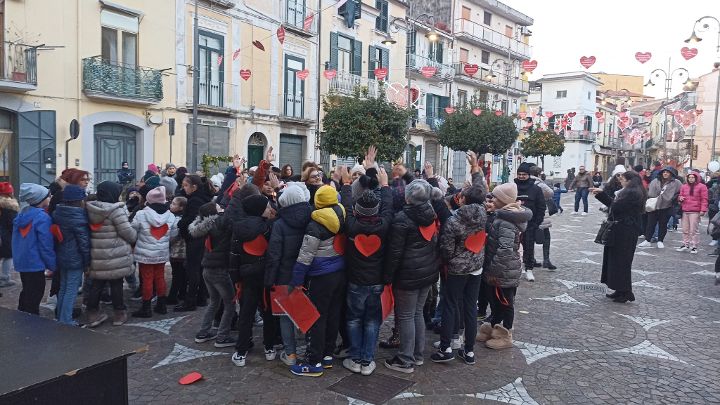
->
[679, 183, 708, 213]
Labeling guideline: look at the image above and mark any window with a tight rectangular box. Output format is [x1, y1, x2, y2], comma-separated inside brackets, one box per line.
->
[483, 11, 492, 25]
[475, 90, 488, 104]
[338, 35, 352, 72]
[284, 55, 305, 118]
[481, 50, 490, 64]
[100, 10, 138, 66]
[375, 0, 388, 32]
[330, 32, 362, 76]
[505, 25, 513, 37]
[426, 94, 449, 128]
[461, 6, 471, 20]
[556, 90, 567, 99]
[429, 41, 443, 63]
[368, 45, 389, 79]
[286, 0, 305, 28]
[406, 30, 416, 54]
[587, 91, 591, 100]
[459, 48, 469, 64]
[457, 89, 468, 107]
[584, 116, 593, 132]
[198, 30, 225, 107]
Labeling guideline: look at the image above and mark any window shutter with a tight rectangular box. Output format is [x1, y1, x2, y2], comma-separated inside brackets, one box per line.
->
[352, 39, 362, 76]
[368, 45, 377, 79]
[381, 48, 390, 80]
[375, 0, 388, 32]
[329, 32, 339, 70]
[439, 96, 450, 110]
[407, 30, 416, 54]
[426, 93, 433, 120]
[436, 42, 444, 63]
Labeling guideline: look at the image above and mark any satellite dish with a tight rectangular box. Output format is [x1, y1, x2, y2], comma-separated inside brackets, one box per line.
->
[708, 161, 720, 172]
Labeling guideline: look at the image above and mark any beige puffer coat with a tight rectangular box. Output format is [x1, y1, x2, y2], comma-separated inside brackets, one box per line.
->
[86, 201, 137, 279]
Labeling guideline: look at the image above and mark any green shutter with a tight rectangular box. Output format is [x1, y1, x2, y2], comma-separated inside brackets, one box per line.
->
[368, 45, 376, 79]
[439, 96, 450, 110]
[436, 42, 444, 63]
[375, 0, 388, 32]
[407, 30, 416, 54]
[352, 39, 362, 76]
[381, 48, 390, 80]
[329, 32, 338, 70]
[426, 93, 433, 122]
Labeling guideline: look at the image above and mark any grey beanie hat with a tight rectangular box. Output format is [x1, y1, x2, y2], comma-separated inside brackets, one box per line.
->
[405, 179, 433, 206]
[278, 182, 310, 207]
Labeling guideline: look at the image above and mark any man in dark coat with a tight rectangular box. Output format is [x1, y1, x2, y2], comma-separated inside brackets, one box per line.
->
[514, 162, 546, 281]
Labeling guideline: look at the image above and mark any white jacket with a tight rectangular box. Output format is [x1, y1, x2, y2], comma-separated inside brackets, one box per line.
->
[131, 206, 178, 264]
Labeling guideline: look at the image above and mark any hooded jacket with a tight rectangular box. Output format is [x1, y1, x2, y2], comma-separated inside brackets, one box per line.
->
[679, 180, 708, 213]
[190, 213, 231, 270]
[0, 196, 19, 258]
[515, 177, 545, 228]
[384, 202, 440, 289]
[12, 207, 56, 272]
[132, 204, 178, 264]
[52, 205, 91, 270]
[231, 215, 272, 278]
[648, 167, 682, 210]
[440, 203, 487, 276]
[483, 205, 532, 288]
[86, 201, 137, 279]
[571, 171, 592, 189]
[290, 203, 346, 286]
[265, 201, 312, 287]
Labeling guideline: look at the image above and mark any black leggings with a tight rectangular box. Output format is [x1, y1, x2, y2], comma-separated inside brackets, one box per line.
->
[485, 282, 516, 330]
[645, 207, 671, 242]
[521, 227, 537, 269]
[18, 272, 46, 315]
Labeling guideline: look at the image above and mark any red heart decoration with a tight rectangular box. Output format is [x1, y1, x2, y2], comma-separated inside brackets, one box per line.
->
[464, 231, 487, 254]
[243, 235, 268, 256]
[179, 372, 203, 385]
[240, 69, 252, 81]
[252, 40, 265, 51]
[561, 119, 568, 127]
[323, 69, 337, 80]
[419, 221, 438, 242]
[620, 116, 630, 123]
[495, 110, 503, 116]
[205, 235, 213, 252]
[518, 112, 527, 119]
[463, 63, 479, 76]
[374, 67, 388, 80]
[354, 234, 381, 257]
[597, 117, 605, 123]
[673, 110, 684, 121]
[696, 109, 703, 116]
[618, 111, 627, 118]
[277, 26, 286, 44]
[445, 106, 455, 114]
[420, 66, 437, 78]
[579, 56, 596, 69]
[50, 224, 64, 243]
[643, 111, 653, 118]
[681, 47, 698, 60]
[635, 52, 652, 64]
[18, 223, 31, 238]
[472, 108, 482, 116]
[554, 128, 561, 135]
[150, 224, 168, 240]
[296, 69, 310, 80]
[333, 233, 346, 255]
[544, 111, 554, 118]
[89, 223, 103, 232]
[568, 112, 576, 117]
[521, 60, 538, 73]
[595, 111, 603, 119]
[303, 12, 314, 31]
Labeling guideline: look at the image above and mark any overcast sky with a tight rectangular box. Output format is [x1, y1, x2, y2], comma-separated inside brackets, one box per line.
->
[502, 0, 720, 99]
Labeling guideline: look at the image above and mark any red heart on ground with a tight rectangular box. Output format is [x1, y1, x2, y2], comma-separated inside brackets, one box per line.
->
[50, 224, 63, 243]
[681, 47, 698, 60]
[244, 235, 268, 256]
[150, 224, 168, 240]
[472, 108, 482, 116]
[374, 67, 388, 80]
[568, 112, 576, 117]
[445, 106, 455, 114]
[18, 223, 31, 237]
[579, 56, 596, 69]
[333, 233, 346, 255]
[521, 60, 538, 73]
[277, 26, 286, 44]
[240, 69, 252, 81]
[323, 69, 337, 80]
[420, 66, 437, 78]
[635, 52, 652, 64]
[464, 230, 487, 254]
[544, 111, 554, 118]
[419, 221, 438, 242]
[595, 111, 603, 119]
[464, 64, 479, 76]
[354, 234, 381, 257]
[296, 69, 310, 80]
[89, 223, 103, 232]
[179, 372, 203, 385]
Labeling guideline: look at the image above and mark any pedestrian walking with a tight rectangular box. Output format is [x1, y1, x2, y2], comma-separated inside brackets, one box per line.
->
[638, 167, 682, 249]
[676, 172, 708, 254]
[571, 166, 592, 215]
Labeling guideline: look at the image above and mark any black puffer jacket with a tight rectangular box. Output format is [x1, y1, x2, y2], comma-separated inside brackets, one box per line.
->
[231, 215, 272, 279]
[515, 177, 546, 228]
[264, 201, 312, 287]
[384, 202, 440, 289]
[178, 183, 213, 240]
[483, 205, 532, 288]
[440, 203, 487, 276]
[340, 185, 393, 286]
[189, 214, 231, 270]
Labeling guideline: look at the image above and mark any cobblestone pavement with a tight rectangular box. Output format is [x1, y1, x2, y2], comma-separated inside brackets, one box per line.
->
[3, 197, 720, 404]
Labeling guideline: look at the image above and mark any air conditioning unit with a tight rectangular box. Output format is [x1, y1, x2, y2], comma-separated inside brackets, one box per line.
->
[520, 26, 532, 36]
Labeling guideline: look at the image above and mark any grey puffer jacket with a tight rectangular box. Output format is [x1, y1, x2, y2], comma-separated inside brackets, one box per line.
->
[87, 201, 137, 279]
[440, 203, 487, 276]
[648, 177, 682, 210]
[483, 205, 532, 288]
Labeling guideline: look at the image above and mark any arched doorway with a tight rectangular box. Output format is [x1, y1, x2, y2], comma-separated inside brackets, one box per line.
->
[94, 123, 137, 184]
[247, 132, 266, 168]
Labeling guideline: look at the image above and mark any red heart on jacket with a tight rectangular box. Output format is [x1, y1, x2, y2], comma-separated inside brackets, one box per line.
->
[89, 223, 102, 232]
[50, 224, 64, 243]
[464, 230, 487, 254]
[150, 224, 168, 240]
[419, 221, 438, 242]
[205, 235, 213, 252]
[333, 233, 347, 255]
[18, 223, 32, 237]
[354, 234, 381, 257]
[243, 235, 268, 256]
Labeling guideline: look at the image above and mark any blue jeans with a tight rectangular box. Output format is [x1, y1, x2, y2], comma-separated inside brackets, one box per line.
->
[57, 268, 83, 325]
[346, 283, 384, 363]
[574, 187, 589, 213]
[279, 316, 297, 356]
[0, 258, 12, 283]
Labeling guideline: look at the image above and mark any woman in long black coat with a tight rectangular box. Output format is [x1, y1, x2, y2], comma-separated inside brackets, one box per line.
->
[592, 171, 647, 303]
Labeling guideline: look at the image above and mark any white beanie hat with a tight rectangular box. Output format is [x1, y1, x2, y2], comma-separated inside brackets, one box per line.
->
[350, 164, 366, 176]
[278, 182, 310, 207]
[611, 165, 627, 176]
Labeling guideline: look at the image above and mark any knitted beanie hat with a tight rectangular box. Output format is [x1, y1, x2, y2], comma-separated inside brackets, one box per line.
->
[354, 190, 380, 217]
[242, 194, 269, 217]
[492, 183, 518, 208]
[146, 186, 166, 205]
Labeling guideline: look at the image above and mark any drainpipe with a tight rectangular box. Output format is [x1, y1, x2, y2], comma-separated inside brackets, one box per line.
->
[315, 0, 322, 163]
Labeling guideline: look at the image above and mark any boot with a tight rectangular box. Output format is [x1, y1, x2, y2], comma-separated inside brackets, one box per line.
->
[85, 310, 108, 328]
[485, 324, 513, 350]
[112, 310, 128, 326]
[174, 298, 196, 312]
[379, 327, 400, 349]
[476, 322, 493, 342]
[542, 243, 557, 270]
[154, 296, 168, 314]
[132, 300, 153, 318]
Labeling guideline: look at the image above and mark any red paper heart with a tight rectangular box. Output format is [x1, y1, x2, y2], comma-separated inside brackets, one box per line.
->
[252, 40, 265, 51]
[495, 110, 503, 116]
[643, 111, 653, 118]
[277, 26, 286, 44]
[464, 230, 487, 254]
[595, 111, 603, 119]
[521, 60, 538, 73]
[419, 221, 438, 242]
[240, 69, 252, 81]
[296, 69, 310, 80]
[323, 69, 337, 80]
[635, 51, 652, 64]
[50, 224, 64, 243]
[463, 63, 479, 76]
[18, 223, 32, 238]
[205, 235, 213, 252]
[150, 224, 168, 240]
[618, 111, 627, 118]
[544, 111, 554, 118]
[472, 108, 482, 116]
[243, 235, 268, 256]
[420, 66, 437, 78]
[445, 106, 455, 114]
[374, 67, 388, 80]
[333, 233, 346, 255]
[568, 112, 576, 117]
[518, 112, 527, 119]
[354, 234, 381, 257]
[579, 56, 596, 69]
[696, 109, 703, 116]
[179, 372, 203, 385]
[597, 117, 605, 123]
[620, 116, 630, 123]
[89, 223, 102, 232]
[681, 47, 698, 60]
[303, 12, 314, 31]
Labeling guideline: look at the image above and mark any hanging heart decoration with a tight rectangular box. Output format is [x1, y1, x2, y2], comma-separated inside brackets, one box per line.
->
[579, 56, 596, 69]
[232, 48, 241, 60]
[696, 108, 704, 116]
[618, 111, 627, 118]
[597, 116, 606, 123]
[296, 69, 310, 80]
[681, 47, 698, 60]
[252, 40, 265, 51]
[634, 52, 652, 64]
[240, 69, 252, 81]
[303, 12, 314, 31]
[643, 111, 653, 118]
[674, 109, 698, 130]
[420, 66, 437, 78]
[673, 110, 684, 122]
[568, 112, 576, 117]
[216, 55, 224, 66]
[464, 64, 479, 76]
[554, 127, 561, 135]
[595, 111, 604, 119]
[472, 108, 482, 116]
[323, 69, 337, 80]
[495, 110, 503, 116]
[374, 67, 388, 80]
[277, 26, 286, 44]
[521, 60, 538, 73]
[544, 111, 554, 118]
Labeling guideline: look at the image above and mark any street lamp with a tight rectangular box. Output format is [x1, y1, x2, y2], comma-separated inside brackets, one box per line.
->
[487, 58, 524, 115]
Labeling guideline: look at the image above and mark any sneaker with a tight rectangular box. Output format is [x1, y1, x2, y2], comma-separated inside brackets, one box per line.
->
[194, 331, 218, 343]
[458, 349, 476, 365]
[581, 212, 587, 216]
[264, 348, 277, 361]
[383, 356, 414, 374]
[280, 352, 298, 366]
[637, 241, 652, 248]
[572, 211, 578, 215]
[214, 336, 237, 348]
[46, 295, 57, 305]
[343, 358, 362, 373]
[525, 270, 535, 282]
[676, 245, 689, 252]
[657, 241, 664, 249]
[690, 248, 698, 254]
[414, 359, 424, 366]
[334, 346, 350, 359]
[231, 352, 246, 367]
[322, 355, 333, 369]
[430, 347, 455, 363]
[253, 311, 264, 326]
[290, 363, 323, 377]
[433, 336, 463, 350]
[361, 361, 376, 376]
[710, 240, 718, 246]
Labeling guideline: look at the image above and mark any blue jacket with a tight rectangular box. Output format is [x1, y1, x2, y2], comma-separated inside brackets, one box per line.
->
[52, 205, 91, 270]
[12, 207, 56, 272]
[552, 187, 568, 205]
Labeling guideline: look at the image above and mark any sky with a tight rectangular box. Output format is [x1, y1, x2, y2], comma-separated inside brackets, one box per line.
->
[501, 0, 720, 99]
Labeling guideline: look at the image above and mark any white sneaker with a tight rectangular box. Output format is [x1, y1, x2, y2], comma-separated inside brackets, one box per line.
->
[581, 212, 587, 216]
[47, 295, 57, 305]
[572, 211, 579, 215]
[231, 352, 246, 367]
[280, 352, 297, 366]
[637, 241, 652, 248]
[676, 245, 689, 252]
[343, 358, 361, 373]
[710, 240, 718, 246]
[361, 361, 376, 376]
[525, 270, 535, 282]
[264, 348, 276, 361]
[690, 248, 698, 254]
[434, 336, 464, 350]
[657, 241, 664, 249]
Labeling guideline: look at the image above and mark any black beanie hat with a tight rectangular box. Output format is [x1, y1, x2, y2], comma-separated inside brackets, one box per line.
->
[96, 181, 123, 203]
[354, 190, 380, 217]
[242, 194, 269, 217]
[517, 162, 534, 174]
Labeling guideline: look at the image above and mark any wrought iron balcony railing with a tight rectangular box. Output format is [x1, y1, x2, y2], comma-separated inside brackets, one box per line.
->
[82, 56, 163, 104]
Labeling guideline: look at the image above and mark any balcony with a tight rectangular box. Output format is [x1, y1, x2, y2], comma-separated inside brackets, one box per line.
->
[407, 53, 454, 81]
[83, 56, 163, 105]
[452, 62, 529, 95]
[425, 113, 443, 131]
[279, 93, 315, 125]
[282, 3, 318, 37]
[454, 19, 532, 60]
[328, 71, 381, 98]
[185, 80, 237, 114]
[0, 43, 37, 92]
[564, 130, 596, 142]
[473, 0, 534, 26]
[209, 0, 237, 9]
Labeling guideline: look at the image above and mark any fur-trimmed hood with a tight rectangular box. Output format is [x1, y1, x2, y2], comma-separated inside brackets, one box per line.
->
[0, 196, 19, 212]
[189, 214, 218, 239]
